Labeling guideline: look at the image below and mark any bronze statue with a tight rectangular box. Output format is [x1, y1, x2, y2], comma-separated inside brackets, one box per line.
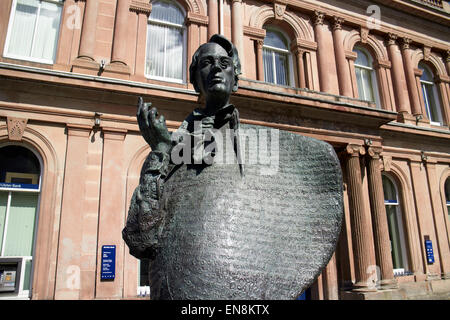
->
[123, 35, 343, 300]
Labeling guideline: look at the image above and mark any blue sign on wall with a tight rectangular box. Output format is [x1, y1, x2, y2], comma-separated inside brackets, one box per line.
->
[101, 245, 116, 280]
[425, 240, 434, 264]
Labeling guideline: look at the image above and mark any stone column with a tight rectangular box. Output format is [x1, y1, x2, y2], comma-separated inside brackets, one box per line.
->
[231, 0, 243, 66]
[367, 147, 398, 289]
[111, 0, 130, 65]
[293, 48, 306, 88]
[332, 17, 352, 97]
[386, 33, 411, 115]
[313, 11, 330, 93]
[322, 253, 339, 300]
[400, 38, 422, 116]
[345, 144, 377, 291]
[78, 0, 99, 60]
[256, 39, 264, 81]
[208, 0, 219, 39]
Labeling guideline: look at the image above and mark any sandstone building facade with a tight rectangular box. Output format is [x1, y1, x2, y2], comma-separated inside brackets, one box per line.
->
[0, 0, 449, 300]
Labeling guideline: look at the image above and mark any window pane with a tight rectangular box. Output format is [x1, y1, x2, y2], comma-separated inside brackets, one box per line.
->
[23, 259, 33, 291]
[424, 84, 440, 123]
[263, 48, 274, 84]
[355, 67, 365, 100]
[362, 69, 375, 102]
[3, 192, 38, 256]
[32, 1, 62, 61]
[0, 192, 8, 252]
[386, 205, 404, 269]
[382, 176, 397, 203]
[354, 48, 370, 67]
[0, 146, 40, 188]
[150, 1, 184, 25]
[274, 51, 288, 86]
[419, 62, 433, 82]
[7, 0, 38, 57]
[264, 30, 287, 50]
[146, 23, 166, 77]
[165, 27, 183, 80]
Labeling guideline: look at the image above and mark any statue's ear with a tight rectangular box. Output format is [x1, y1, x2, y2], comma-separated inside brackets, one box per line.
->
[232, 82, 238, 92]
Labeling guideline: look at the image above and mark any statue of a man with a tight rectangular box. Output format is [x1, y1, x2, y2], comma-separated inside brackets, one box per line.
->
[123, 35, 343, 300]
[122, 34, 242, 260]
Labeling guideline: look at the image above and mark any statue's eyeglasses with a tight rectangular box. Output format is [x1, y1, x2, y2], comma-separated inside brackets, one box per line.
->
[199, 56, 233, 69]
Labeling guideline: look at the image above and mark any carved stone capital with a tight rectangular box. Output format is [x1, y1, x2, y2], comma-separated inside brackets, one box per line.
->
[314, 11, 325, 26]
[400, 37, 412, 51]
[7, 117, 28, 141]
[346, 144, 365, 157]
[386, 33, 398, 46]
[333, 16, 344, 30]
[256, 39, 264, 49]
[446, 50, 450, 63]
[367, 146, 383, 159]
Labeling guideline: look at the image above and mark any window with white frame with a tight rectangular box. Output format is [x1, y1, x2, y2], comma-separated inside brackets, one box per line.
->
[0, 145, 41, 298]
[418, 62, 444, 126]
[382, 174, 410, 276]
[353, 46, 381, 108]
[4, 0, 63, 64]
[145, 0, 186, 83]
[262, 28, 293, 86]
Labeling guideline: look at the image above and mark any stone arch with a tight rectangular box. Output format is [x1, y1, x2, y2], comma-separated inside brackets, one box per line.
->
[411, 50, 447, 76]
[344, 29, 388, 61]
[150, 0, 205, 15]
[248, 5, 313, 41]
[0, 124, 60, 299]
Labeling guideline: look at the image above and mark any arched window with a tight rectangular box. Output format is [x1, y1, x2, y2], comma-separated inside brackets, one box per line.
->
[262, 28, 293, 86]
[382, 174, 410, 276]
[0, 145, 41, 298]
[3, 0, 64, 64]
[445, 177, 450, 222]
[418, 62, 444, 126]
[146, 0, 186, 83]
[353, 46, 380, 108]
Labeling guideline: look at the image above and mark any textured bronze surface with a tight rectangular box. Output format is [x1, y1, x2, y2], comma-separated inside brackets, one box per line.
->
[148, 123, 343, 299]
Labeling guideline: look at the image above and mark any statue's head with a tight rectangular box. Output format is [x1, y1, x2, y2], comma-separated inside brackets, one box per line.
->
[189, 34, 241, 102]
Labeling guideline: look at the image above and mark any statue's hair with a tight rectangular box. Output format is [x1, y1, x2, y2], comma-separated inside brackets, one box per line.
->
[189, 34, 242, 93]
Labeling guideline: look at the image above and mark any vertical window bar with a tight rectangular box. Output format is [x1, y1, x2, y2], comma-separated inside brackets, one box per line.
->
[30, 1, 42, 59]
[1, 192, 12, 256]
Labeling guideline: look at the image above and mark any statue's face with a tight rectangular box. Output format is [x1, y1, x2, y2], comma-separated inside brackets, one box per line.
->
[194, 43, 237, 103]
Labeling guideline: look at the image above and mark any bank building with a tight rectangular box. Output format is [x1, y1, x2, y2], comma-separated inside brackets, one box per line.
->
[0, 0, 449, 300]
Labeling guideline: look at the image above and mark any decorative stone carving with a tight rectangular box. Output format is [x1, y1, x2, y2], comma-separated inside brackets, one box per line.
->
[423, 46, 431, 61]
[7, 117, 28, 141]
[386, 33, 398, 46]
[274, 2, 286, 20]
[314, 10, 325, 26]
[382, 155, 392, 172]
[360, 26, 369, 44]
[401, 37, 412, 51]
[333, 16, 344, 31]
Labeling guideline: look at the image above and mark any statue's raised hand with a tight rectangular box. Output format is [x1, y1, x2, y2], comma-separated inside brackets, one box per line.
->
[137, 97, 172, 154]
